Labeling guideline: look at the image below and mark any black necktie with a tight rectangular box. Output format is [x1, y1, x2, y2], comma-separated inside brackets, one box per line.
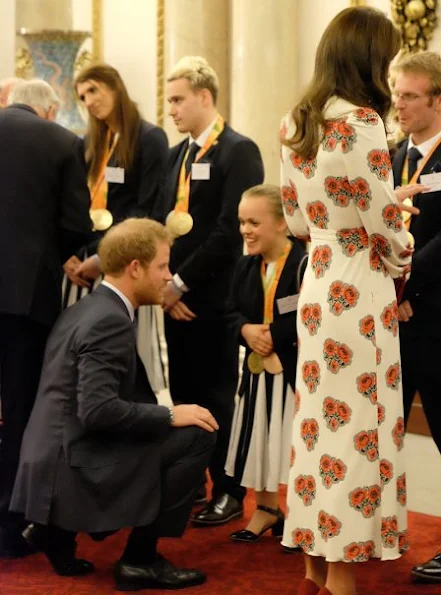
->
[185, 142, 199, 177]
[407, 147, 423, 182]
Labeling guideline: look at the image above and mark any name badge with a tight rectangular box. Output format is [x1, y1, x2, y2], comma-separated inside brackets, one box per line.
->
[420, 172, 441, 193]
[192, 163, 210, 180]
[105, 166, 125, 184]
[277, 294, 299, 314]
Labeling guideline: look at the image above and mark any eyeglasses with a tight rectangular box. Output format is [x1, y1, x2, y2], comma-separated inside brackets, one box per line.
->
[392, 92, 431, 103]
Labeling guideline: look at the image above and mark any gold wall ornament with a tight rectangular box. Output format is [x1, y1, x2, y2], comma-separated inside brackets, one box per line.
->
[391, 0, 437, 52]
[350, 0, 366, 5]
[156, 0, 165, 128]
[15, 46, 33, 79]
[74, 50, 93, 77]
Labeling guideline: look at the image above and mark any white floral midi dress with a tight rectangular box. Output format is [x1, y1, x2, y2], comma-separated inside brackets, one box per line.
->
[281, 97, 410, 562]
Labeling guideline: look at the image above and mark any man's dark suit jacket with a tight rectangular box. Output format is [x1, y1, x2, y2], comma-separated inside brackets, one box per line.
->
[392, 141, 441, 338]
[10, 285, 172, 532]
[225, 240, 306, 392]
[0, 104, 91, 328]
[156, 124, 264, 318]
[85, 120, 168, 255]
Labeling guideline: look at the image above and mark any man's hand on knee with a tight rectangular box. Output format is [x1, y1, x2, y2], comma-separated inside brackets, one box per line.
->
[171, 405, 219, 433]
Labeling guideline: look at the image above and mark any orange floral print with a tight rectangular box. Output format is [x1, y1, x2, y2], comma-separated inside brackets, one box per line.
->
[382, 203, 403, 232]
[381, 516, 398, 548]
[381, 302, 399, 337]
[337, 227, 368, 257]
[392, 417, 405, 450]
[281, 179, 299, 216]
[323, 338, 353, 373]
[344, 540, 376, 562]
[350, 176, 372, 211]
[349, 485, 381, 517]
[386, 362, 401, 390]
[306, 200, 329, 229]
[290, 153, 317, 179]
[356, 372, 377, 403]
[380, 459, 394, 487]
[294, 474, 316, 506]
[292, 528, 315, 553]
[359, 315, 376, 344]
[302, 360, 321, 393]
[354, 108, 379, 126]
[322, 118, 357, 153]
[377, 402, 385, 426]
[324, 176, 352, 206]
[367, 149, 391, 181]
[300, 303, 322, 336]
[317, 510, 342, 542]
[311, 245, 333, 279]
[397, 473, 407, 506]
[300, 418, 320, 451]
[319, 454, 347, 488]
[327, 281, 359, 315]
[353, 429, 379, 461]
[322, 396, 352, 431]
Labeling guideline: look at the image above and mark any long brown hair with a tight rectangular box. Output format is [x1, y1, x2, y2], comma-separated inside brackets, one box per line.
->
[286, 7, 401, 159]
[75, 64, 141, 184]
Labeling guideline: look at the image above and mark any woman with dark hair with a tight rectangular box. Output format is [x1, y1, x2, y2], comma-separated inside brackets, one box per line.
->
[63, 64, 168, 391]
[280, 7, 424, 595]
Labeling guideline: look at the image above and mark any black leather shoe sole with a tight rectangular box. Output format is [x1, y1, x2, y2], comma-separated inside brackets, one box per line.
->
[115, 572, 207, 591]
[191, 508, 243, 527]
[411, 569, 441, 584]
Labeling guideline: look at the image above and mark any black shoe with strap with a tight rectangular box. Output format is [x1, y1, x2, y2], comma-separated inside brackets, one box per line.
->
[114, 553, 207, 591]
[229, 505, 285, 543]
[22, 523, 95, 576]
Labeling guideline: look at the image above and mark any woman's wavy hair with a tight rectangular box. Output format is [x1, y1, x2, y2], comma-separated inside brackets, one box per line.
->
[75, 64, 141, 184]
[285, 7, 401, 159]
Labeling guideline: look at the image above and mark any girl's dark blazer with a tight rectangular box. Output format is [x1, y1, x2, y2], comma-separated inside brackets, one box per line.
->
[225, 240, 307, 392]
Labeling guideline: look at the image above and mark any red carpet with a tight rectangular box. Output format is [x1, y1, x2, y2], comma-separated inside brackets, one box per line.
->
[1, 494, 440, 595]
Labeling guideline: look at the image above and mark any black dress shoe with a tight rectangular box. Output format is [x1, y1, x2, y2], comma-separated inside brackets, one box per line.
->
[114, 553, 207, 591]
[191, 493, 243, 526]
[411, 552, 441, 583]
[23, 524, 95, 576]
[0, 526, 36, 559]
[230, 505, 284, 543]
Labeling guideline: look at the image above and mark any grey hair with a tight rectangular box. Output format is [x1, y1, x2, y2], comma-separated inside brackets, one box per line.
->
[9, 79, 61, 111]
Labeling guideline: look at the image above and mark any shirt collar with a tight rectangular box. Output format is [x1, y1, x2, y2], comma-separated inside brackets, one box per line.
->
[189, 116, 218, 148]
[101, 280, 135, 321]
[408, 130, 441, 159]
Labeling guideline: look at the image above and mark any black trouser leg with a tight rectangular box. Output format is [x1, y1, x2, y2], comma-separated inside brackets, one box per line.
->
[122, 426, 215, 565]
[0, 315, 49, 529]
[165, 317, 245, 503]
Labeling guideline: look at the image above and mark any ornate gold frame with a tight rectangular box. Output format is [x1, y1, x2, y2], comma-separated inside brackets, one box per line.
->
[92, 0, 102, 62]
[350, 0, 366, 5]
[156, 0, 165, 127]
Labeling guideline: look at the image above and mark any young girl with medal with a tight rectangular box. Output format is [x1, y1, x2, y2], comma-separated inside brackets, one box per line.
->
[225, 184, 307, 542]
[62, 64, 168, 392]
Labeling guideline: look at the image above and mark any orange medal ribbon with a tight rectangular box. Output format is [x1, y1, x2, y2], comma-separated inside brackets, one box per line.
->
[400, 136, 441, 230]
[89, 130, 119, 210]
[260, 242, 292, 324]
[174, 114, 224, 212]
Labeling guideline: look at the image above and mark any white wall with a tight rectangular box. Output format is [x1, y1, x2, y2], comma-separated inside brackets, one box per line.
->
[0, 0, 16, 80]
[102, 0, 157, 122]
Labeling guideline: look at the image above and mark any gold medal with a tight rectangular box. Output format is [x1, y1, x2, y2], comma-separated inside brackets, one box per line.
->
[402, 198, 413, 223]
[166, 211, 194, 237]
[247, 351, 265, 374]
[407, 231, 415, 248]
[90, 208, 113, 231]
[263, 353, 284, 375]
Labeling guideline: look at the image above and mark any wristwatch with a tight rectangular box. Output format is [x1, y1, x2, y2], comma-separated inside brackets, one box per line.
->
[168, 406, 175, 426]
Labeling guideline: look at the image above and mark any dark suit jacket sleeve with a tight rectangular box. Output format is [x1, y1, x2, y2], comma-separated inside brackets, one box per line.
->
[270, 313, 297, 353]
[59, 135, 92, 262]
[76, 315, 171, 435]
[403, 227, 441, 299]
[131, 126, 169, 219]
[225, 256, 251, 347]
[177, 140, 264, 288]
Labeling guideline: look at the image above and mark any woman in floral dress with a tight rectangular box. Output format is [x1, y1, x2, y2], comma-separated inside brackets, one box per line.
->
[280, 7, 424, 595]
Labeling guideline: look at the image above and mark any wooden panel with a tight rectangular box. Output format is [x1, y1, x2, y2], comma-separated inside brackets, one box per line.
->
[407, 392, 431, 437]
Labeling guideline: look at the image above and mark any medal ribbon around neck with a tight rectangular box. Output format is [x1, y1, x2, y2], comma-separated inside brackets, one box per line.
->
[260, 242, 292, 324]
[89, 130, 120, 211]
[400, 136, 441, 231]
[174, 114, 225, 213]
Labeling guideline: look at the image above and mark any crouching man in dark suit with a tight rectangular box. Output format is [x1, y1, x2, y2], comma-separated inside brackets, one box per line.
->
[10, 218, 217, 591]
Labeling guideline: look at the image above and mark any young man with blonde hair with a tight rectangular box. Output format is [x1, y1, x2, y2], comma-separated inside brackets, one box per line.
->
[158, 56, 264, 526]
[392, 51, 441, 584]
[10, 218, 217, 591]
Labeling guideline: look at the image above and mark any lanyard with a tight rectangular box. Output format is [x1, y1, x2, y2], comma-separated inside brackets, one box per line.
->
[175, 114, 224, 213]
[89, 130, 119, 210]
[260, 242, 292, 324]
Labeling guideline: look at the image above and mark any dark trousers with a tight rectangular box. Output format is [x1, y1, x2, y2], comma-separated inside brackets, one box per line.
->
[45, 426, 216, 563]
[0, 314, 49, 528]
[165, 315, 245, 503]
[400, 331, 441, 454]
